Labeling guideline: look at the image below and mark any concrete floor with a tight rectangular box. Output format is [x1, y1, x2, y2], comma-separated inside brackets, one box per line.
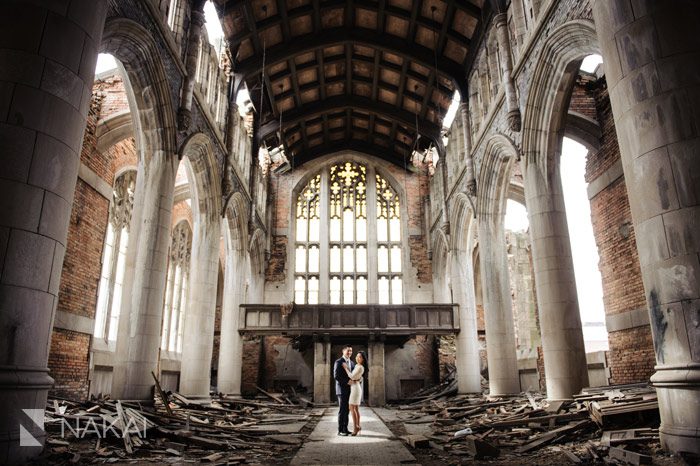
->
[290, 407, 418, 465]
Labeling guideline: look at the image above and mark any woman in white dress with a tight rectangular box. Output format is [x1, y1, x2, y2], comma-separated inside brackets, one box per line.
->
[342, 351, 366, 436]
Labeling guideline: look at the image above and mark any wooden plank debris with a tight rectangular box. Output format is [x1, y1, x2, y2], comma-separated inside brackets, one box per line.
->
[608, 446, 652, 465]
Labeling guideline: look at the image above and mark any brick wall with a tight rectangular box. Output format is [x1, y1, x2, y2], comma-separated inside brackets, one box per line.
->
[48, 329, 91, 401]
[607, 327, 656, 384]
[575, 76, 654, 384]
[49, 74, 138, 400]
[241, 335, 262, 396]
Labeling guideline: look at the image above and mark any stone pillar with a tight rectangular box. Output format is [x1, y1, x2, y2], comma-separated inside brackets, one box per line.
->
[493, 13, 522, 132]
[179, 216, 221, 396]
[593, 0, 700, 455]
[451, 249, 482, 393]
[524, 162, 588, 400]
[368, 340, 386, 406]
[0, 1, 107, 462]
[113, 152, 179, 400]
[313, 339, 331, 403]
[477, 217, 520, 394]
[459, 103, 477, 195]
[177, 2, 205, 130]
[217, 235, 247, 395]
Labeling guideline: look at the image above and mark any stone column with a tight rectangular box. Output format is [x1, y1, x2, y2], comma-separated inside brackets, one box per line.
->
[524, 162, 588, 399]
[593, 0, 700, 455]
[459, 103, 477, 195]
[177, 1, 205, 130]
[217, 234, 247, 395]
[313, 339, 331, 403]
[113, 152, 179, 400]
[493, 13, 522, 132]
[368, 340, 386, 406]
[451, 249, 482, 393]
[0, 1, 107, 462]
[179, 216, 221, 396]
[477, 216, 520, 394]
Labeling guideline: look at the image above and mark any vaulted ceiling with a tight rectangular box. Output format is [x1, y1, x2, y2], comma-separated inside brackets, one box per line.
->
[214, 0, 490, 167]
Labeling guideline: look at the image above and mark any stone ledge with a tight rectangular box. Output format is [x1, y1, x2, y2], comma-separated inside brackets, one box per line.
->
[78, 162, 112, 199]
[53, 309, 95, 335]
[605, 307, 650, 332]
[587, 159, 624, 200]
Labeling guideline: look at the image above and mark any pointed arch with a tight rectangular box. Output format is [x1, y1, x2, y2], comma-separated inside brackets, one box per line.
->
[249, 228, 266, 277]
[101, 18, 178, 162]
[180, 132, 222, 225]
[477, 134, 520, 221]
[224, 192, 249, 253]
[450, 192, 476, 253]
[521, 20, 599, 179]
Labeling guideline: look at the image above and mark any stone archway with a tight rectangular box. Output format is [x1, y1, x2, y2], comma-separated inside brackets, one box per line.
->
[101, 18, 180, 400]
[519, 20, 599, 400]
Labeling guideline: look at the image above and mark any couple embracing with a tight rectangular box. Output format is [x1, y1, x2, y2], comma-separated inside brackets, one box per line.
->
[333, 345, 368, 436]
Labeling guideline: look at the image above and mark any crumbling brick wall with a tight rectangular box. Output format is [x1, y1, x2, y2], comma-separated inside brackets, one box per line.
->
[574, 76, 654, 384]
[48, 75, 137, 400]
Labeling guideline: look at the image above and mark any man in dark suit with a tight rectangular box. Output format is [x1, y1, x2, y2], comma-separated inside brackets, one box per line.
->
[333, 344, 354, 435]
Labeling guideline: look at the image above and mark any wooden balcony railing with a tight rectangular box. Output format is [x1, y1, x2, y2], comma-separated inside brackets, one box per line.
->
[239, 304, 459, 335]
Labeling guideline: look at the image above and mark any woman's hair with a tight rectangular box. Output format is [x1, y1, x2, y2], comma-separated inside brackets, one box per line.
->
[356, 351, 368, 374]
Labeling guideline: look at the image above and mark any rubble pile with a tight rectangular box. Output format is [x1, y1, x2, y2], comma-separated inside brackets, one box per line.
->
[393, 383, 673, 464]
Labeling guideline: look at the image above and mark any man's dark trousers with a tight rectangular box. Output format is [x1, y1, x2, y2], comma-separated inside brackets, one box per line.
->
[333, 357, 354, 433]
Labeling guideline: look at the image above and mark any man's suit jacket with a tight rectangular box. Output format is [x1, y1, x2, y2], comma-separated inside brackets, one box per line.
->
[333, 357, 355, 395]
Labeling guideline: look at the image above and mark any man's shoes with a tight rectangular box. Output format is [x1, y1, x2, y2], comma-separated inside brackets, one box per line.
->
[338, 431, 349, 436]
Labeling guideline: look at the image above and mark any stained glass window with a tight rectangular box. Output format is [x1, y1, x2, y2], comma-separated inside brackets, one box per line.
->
[293, 163, 403, 305]
[376, 173, 403, 304]
[295, 174, 321, 304]
[329, 162, 367, 304]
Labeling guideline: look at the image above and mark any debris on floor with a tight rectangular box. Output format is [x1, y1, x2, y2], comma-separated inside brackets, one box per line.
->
[36, 386, 323, 464]
[387, 383, 686, 465]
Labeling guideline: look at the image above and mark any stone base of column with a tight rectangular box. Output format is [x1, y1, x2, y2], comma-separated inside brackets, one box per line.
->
[368, 341, 386, 406]
[652, 365, 700, 456]
[0, 367, 54, 464]
[313, 341, 331, 404]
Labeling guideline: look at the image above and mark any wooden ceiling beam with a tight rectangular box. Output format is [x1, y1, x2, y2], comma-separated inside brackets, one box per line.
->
[257, 95, 442, 143]
[288, 128, 411, 154]
[225, 0, 474, 50]
[268, 53, 454, 98]
[290, 140, 411, 168]
[235, 27, 468, 95]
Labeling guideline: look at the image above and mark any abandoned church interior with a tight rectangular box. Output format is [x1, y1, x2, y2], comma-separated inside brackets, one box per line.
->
[1, 0, 699, 464]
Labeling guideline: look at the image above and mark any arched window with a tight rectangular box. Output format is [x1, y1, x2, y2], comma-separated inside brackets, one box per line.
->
[94, 170, 136, 341]
[161, 221, 192, 353]
[294, 161, 403, 305]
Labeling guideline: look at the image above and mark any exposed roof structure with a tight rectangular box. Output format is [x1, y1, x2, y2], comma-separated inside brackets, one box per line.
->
[215, 0, 490, 167]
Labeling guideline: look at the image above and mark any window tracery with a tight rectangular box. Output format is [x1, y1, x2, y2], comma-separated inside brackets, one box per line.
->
[293, 162, 403, 305]
[94, 170, 136, 342]
[161, 221, 192, 353]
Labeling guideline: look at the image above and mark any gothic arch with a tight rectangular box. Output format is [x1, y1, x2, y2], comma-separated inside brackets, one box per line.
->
[180, 132, 222, 225]
[450, 192, 476, 253]
[224, 192, 249, 253]
[521, 19, 599, 179]
[101, 18, 178, 163]
[432, 228, 451, 303]
[477, 134, 520, 221]
[249, 228, 266, 277]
